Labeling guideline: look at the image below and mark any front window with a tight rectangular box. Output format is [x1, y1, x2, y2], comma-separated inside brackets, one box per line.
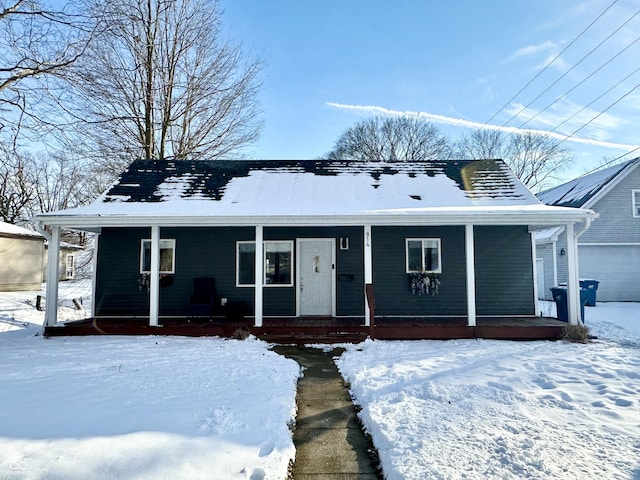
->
[406, 238, 442, 273]
[140, 239, 175, 273]
[236, 240, 294, 286]
[633, 190, 640, 218]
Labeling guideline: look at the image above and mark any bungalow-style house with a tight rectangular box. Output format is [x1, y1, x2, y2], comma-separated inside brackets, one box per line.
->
[35, 159, 596, 339]
[0, 221, 45, 291]
[537, 157, 640, 302]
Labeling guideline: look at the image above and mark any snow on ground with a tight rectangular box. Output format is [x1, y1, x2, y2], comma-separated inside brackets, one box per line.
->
[337, 302, 640, 480]
[0, 283, 299, 480]
[2, 282, 640, 479]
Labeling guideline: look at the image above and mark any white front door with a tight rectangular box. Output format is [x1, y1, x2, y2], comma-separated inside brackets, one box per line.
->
[297, 239, 335, 316]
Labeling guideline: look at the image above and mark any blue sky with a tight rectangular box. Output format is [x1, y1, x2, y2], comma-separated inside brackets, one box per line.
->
[220, 0, 640, 181]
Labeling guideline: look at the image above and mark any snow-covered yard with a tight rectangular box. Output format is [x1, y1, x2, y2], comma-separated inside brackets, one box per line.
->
[1, 282, 640, 479]
[337, 304, 640, 480]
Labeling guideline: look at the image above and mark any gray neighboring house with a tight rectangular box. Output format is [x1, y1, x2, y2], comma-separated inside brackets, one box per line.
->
[536, 157, 640, 302]
[0, 221, 45, 291]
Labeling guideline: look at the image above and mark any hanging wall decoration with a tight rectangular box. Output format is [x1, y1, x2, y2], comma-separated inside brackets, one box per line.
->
[409, 272, 440, 296]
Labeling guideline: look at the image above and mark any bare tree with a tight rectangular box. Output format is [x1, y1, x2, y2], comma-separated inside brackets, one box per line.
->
[63, 0, 262, 170]
[0, 147, 36, 224]
[325, 116, 452, 161]
[0, 0, 93, 144]
[455, 129, 572, 192]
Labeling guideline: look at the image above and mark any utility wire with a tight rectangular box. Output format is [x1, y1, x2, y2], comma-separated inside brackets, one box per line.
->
[551, 80, 640, 149]
[480, 0, 618, 128]
[518, 35, 640, 129]
[508, 9, 640, 127]
[548, 64, 640, 134]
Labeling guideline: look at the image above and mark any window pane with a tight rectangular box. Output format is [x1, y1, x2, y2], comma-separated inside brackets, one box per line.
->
[141, 239, 175, 273]
[265, 242, 292, 285]
[238, 242, 256, 285]
[407, 240, 423, 271]
[424, 239, 440, 272]
[142, 241, 151, 272]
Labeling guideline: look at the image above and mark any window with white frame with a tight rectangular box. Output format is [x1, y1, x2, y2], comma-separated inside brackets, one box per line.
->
[406, 238, 442, 273]
[633, 190, 640, 218]
[236, 241, 256, 286]
[65, 254, 75, 280]
[236, 241, 294, 286]
[140, 239, 176, 273]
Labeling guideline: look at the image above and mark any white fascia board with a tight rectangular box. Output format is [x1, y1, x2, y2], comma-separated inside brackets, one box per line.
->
[36, 208, 598, 230]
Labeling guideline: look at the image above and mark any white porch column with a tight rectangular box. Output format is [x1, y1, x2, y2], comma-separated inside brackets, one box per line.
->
[565, 222, 581, 325]
[44, 226, 61, 327]
[149, 225, 161, 327]
[364, 225, 373, 327]
[530, 232, 539, 315]
[254, 226, 264, 327]
[465, 224, 477, 327]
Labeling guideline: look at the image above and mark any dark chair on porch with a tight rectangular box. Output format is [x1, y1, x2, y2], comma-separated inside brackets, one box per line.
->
[188, 277, 216, 320]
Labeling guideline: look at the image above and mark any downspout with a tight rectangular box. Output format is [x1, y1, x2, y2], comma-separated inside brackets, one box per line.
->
[567, 217, 593, 325]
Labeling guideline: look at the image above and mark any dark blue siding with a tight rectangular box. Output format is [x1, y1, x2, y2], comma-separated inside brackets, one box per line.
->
[372, 226, 468, 316]
[95, 227, 255, 316]
[474, 226, 535, 315]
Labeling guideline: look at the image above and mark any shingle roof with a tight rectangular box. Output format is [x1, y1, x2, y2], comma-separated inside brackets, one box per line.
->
[101, 158, 536, 206]
[537, 157, 640, 208]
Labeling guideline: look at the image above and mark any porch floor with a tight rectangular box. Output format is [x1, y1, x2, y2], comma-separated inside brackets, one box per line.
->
[43, 316, 568, 343]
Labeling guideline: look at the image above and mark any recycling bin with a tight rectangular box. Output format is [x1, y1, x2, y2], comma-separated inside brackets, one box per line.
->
[579, 279, 599, 306]
[550, 287, 587, 322]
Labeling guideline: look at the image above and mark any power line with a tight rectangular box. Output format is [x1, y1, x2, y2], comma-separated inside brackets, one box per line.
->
[548, 64, 640, 134]
[573, 145, 640, 178]
[518, 35, 640, 129]
[551, 80, 640, 149]
[480, 0, 618, 128]
[507, 8, 640, 127]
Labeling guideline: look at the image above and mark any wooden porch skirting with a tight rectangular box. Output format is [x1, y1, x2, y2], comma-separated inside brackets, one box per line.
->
[43, 316, 568, 343]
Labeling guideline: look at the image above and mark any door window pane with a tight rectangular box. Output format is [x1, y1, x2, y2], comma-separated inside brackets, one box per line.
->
[237, 242, 256, 286]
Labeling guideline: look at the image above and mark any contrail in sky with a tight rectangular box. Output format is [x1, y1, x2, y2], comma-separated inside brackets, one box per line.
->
[326, 102, 639, 151]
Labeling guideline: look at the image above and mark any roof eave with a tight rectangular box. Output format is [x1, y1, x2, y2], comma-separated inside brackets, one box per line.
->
[35, 208, 598, 230]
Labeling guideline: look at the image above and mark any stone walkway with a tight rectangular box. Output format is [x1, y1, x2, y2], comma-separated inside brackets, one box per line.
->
[272, 346, 381, 480]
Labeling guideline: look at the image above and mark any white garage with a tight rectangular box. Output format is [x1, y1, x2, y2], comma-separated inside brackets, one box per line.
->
[579, 244, 640, 302]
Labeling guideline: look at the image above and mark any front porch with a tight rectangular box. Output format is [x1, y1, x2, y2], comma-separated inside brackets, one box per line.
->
[43, 316, 568, 343]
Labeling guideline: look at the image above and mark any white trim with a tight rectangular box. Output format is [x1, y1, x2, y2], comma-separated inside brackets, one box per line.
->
[405, 238, 443, 274]
[632, 190, 640, 218]
[254, 226, 263, 327]
[36, 207, 599, 230]
[364, 225, 372, 327]
[531, 232, 539, 309]
[565, 223, 580, 325]
[91, 233, 100, 318]
[236, 240, 256, 287]
[44, 226, 61, 327]
[149, 226, 160, 327]
[295, 238, 336, 317]
[552, 240, 558, 289]
[578, 242, 640, 246]
[465, 224, 476, 327]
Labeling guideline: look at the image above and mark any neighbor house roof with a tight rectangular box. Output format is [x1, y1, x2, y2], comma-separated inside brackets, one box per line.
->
[0, 221, 44, 240]
[36, 159, 596, 228]
[537, 157, 640, 208]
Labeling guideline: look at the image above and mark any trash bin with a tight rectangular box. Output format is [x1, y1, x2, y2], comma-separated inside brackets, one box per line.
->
[579, 279, 599, 306]
[550, 287, 587, 322]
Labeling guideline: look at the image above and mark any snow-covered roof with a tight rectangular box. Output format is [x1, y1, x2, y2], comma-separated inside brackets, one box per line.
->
[0, 221, 44, 240]
[36, 159, 597, 228]
[537, 157, 640, 208]
[534, 226, 564, 244]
